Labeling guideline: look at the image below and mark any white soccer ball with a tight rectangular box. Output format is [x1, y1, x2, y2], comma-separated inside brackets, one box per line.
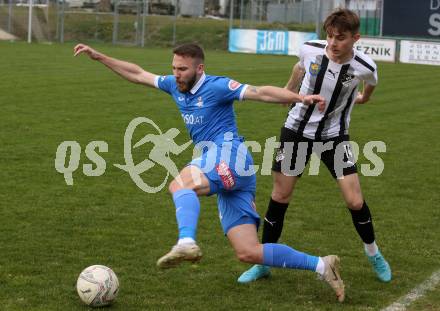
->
[76, 265, 119, 307]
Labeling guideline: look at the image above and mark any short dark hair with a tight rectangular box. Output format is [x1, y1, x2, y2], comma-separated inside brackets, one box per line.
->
[323, 8, 360, 35]
[173, 43, 205, 62]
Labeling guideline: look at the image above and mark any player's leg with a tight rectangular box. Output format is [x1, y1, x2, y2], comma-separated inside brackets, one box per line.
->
[224, 189, 342, 300]
[322, 138, 391, 282]
[158, 137, 256, 269]
[227, 224, 345, 302]
[264, 172, 299, 243]
[263, 128, 312, 244]
[337, 173, 391, 282]
[157, 165, 210, 268]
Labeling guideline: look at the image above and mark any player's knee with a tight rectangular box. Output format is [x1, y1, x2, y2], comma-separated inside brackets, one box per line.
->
[271, 179, 293, 203]
[271, 189, 291, 203]
[169, 174, 196, 194]
[346, 198, 364, 210]
[168, 178, 184, 194]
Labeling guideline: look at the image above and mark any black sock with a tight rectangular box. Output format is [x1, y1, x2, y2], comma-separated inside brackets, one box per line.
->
[261, 198, 289, 243]
[349, 201, 375, 244]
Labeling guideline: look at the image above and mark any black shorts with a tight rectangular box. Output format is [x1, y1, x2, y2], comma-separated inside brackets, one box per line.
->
[272, 127, 357, 179]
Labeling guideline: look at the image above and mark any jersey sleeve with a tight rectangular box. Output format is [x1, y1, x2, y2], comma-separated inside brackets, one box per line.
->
[298, 43, 307, 69]
[355, 53, 378, 86]
[213, 77, 248, 103]
[154, 75, 175, 94]
[364, 64, 378, 86]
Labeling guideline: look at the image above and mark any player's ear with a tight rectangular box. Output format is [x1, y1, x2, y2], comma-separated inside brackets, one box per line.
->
[197, 63, 204, 73]
[353, 32, 360, 43]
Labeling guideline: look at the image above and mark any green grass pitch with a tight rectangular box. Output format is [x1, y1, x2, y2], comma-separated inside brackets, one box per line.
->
[0, 41, 439, 310]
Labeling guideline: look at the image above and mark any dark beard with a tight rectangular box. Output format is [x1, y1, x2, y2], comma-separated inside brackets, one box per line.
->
[178, 74, 197, 93]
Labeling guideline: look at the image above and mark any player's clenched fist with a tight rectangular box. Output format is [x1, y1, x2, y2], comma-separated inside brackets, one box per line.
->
[303, 94, 326, 112]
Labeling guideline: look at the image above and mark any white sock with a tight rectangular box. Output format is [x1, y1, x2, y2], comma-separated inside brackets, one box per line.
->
[364, 241, 379, 256]
[315, 257, 326, 275]
[177, 237, 196, 245]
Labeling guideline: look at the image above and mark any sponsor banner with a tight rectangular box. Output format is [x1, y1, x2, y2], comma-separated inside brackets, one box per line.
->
[400, 40, 440, 66]
[383, 0, 440, 38]
[228, 29, 258, 54]
[354, 38, 397, 62]
[229, 29, 318, 56]
[257, 30, 289, 55]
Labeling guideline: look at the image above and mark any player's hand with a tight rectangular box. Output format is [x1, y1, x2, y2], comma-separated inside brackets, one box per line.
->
[73, 44, 100, 60]
[303, 94, 326, 112]
[355, 91, 369, 104]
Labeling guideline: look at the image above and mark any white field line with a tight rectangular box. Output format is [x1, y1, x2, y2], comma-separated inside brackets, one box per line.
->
[381, 269, 440, 311]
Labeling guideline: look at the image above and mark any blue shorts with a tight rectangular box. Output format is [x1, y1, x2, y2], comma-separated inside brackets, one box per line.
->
[217, 190, 260, 234]
[190, 138, 260, 234]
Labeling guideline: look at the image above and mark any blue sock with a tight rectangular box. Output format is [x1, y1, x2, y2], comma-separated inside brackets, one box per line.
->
[263, 243, 319, 271]
[172, 189, 200, 241]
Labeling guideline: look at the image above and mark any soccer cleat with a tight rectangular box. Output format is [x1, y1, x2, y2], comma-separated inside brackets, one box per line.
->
[366, 250, 391, 282]
[237, 265, 271, 283]
[157, 243, 202, 269]
[321, 255, 345, 303]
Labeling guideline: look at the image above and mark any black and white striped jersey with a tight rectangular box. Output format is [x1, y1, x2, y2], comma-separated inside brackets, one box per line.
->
[285, 40, 378, 140]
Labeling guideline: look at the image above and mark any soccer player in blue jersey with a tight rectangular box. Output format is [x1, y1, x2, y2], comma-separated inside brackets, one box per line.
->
[74, 43, 345, 302]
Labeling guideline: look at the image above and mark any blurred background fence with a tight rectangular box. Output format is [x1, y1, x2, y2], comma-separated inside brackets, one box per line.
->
[0, 0, 384, 49]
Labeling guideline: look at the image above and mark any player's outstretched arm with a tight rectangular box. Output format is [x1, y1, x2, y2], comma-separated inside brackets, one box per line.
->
[243, 85, 326, 112]
[355, 82, 375, 104]
[73, 43, 156, 87]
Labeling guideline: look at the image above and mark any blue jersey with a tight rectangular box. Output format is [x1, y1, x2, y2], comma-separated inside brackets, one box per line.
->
[155, 73, 258, 234]
[154, 73, 248, 144]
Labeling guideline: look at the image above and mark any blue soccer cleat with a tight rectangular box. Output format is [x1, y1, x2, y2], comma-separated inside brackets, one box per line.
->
[237, 265, 271, 283]
[366, 250, 392, 282]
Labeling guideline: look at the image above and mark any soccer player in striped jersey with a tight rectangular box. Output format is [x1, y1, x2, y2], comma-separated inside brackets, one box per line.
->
[239, 8, 391, 284]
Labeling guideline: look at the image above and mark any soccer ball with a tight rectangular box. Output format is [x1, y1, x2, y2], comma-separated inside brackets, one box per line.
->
[76, 265, 119, 307]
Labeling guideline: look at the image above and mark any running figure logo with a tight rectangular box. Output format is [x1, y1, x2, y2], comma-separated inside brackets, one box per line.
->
[114, 117, 192, 193]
